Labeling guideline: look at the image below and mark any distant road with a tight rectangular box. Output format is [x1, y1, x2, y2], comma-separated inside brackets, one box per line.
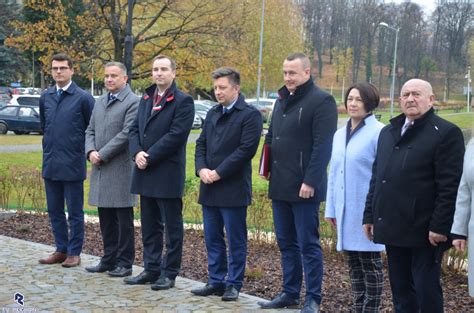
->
[0, 118, 352, 153]
[0, 133, 202, 153]
[0, 144, 42, 153]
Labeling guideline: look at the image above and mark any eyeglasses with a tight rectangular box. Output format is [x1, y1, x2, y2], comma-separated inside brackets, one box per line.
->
[52, 67, 70, 72]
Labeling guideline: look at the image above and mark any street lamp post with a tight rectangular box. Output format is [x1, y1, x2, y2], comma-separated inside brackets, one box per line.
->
[379, 22, 399, 119]
[256, 0, 265, 104]
[466, 66, 471, 113]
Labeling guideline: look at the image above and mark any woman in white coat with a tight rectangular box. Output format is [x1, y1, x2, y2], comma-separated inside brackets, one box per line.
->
[325, 82, 385, 312]
[451, 138, 474, 297]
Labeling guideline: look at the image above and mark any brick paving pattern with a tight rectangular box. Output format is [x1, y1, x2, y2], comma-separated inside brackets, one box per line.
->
[0, 235, 297, 312]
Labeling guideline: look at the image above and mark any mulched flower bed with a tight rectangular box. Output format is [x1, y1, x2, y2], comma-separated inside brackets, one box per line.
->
[1, 211, 472, 312]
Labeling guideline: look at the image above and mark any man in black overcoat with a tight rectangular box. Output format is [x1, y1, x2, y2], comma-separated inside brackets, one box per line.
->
[258, 53, 337, 313]
[126, 55, 194, 290]
[363, 79, 465, 312]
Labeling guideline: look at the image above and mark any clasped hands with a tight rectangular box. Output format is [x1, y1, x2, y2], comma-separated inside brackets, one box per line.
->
[199, 168, 221, 184]
[89, 151, 102, 166]
[135, 151, 149, 170]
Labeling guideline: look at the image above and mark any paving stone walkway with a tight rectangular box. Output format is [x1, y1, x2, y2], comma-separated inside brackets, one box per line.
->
[0, 235, 297, 312]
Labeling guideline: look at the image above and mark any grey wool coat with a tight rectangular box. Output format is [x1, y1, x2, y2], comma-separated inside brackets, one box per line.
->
[451, 139, 474, 297]
[85, 84, 139, 207]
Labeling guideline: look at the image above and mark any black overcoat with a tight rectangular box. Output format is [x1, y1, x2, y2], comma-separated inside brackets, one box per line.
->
[195, 95, 263, 207]
[129, 82, 194, 198]
[264, 78, 337, 202]
[363, 108, 465, 247]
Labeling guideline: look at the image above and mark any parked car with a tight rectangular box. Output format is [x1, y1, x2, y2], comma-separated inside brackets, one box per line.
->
[8, 94, 40, 107]
[194, 100, 216, 125]
[192, 113, 202, 129]
[267, 92, 279, 99]
[246, 98, 276, 123]
[0, 105, 42, 135]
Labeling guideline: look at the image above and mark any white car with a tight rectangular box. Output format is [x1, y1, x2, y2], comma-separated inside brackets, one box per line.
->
[194, 100, 216, 125]
[192, 113, 202, 129]
[8, 94, 40, 107]
[245, 98, 276, 123]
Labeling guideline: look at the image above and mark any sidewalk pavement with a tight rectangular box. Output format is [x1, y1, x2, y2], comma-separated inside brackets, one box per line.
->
[0, 235, 297, 312]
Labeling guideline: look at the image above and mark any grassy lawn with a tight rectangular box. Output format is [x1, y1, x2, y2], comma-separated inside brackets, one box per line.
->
[0, 138, 270, 227]
[438, 112, 474, 129]
[339, 110, 474, 129]
[0, 135, 42, 145]
[1, 110, 470, 230]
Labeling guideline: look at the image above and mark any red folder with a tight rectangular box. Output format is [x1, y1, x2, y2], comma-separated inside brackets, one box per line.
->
[259, 144, 271, 178]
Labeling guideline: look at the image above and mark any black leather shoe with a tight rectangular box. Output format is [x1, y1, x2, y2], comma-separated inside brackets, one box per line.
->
[257, 292, 300, 309]
[191, 283, 226, 296]
[300, 297, 320, 313]
[108, 266, 132, 277]
[85, 262, 115, 273]
[221, 285, 239, 301]
[150, 277, 175, 290]
[123, 270, 159, 285]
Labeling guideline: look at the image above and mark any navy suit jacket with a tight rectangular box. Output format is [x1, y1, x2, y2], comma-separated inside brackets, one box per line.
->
[39, 81, 95, 181]
[129, 81, 194, 198]
[195, 95, 262, 207]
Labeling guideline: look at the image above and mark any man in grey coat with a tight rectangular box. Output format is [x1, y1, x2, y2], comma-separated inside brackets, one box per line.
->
[85, 62, 139, 277]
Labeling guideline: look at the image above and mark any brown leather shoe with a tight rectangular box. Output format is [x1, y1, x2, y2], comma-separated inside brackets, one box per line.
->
[39, 252, 67, 265]
[62, 256, 81, 268]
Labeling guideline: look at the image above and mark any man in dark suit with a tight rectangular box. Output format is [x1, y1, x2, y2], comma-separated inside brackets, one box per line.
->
[85, 62, 139, 277]
[258, 53, 337, 313]
[363, 79, 465, 312]
[191, 68, 262, 301]
[126, 55, 194, 290]
[38, 53, 95, 268]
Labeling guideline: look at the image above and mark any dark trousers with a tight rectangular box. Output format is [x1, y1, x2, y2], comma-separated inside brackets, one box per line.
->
[140, 196, 183, 279]
[272, 200, 323, 304]
[346, 251, 384, 313]
[98, 207, 135, 268]
[44, 179, 84, 256]
[386, 245, 444, 313]
[202, 205, 247, 290]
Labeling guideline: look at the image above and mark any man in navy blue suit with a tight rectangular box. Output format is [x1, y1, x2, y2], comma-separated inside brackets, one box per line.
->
[126, 55, 194, 290]
[192, 67, 262, 301]
[38, 53, 95, 268]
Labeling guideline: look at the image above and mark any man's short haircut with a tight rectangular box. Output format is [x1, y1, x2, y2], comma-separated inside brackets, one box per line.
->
[104, 61, 127, 75]
[52, 53, 73, 69]
[211, 67, 240, 86]
[286, 52, 311, 69]
[152, 55, 176, 71]
[344, 82, 380, 112]
[400, 78, 434, 96]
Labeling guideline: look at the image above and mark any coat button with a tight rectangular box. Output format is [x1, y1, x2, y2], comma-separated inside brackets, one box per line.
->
[378, 217, 382, 221]
[394, 146, 399, 149]
[276, 136, 280, 140]
[283, 114, 286, 117]
[273, 160, 277, 164]
[382, 180, 386, 183]
[144, 133, 147, 138]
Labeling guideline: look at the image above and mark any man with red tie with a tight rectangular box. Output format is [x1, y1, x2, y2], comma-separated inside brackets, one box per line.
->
[126, 55, 194, 290]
